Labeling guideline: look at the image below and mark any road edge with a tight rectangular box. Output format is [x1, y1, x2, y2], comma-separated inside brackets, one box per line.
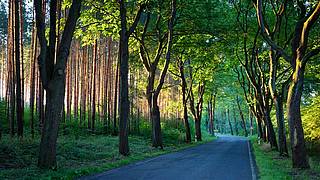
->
[247, 140, 258, 180]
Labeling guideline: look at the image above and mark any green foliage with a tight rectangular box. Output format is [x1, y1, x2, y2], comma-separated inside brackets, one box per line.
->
[0, 1, 8, 41]
[302, 96, 320, 142]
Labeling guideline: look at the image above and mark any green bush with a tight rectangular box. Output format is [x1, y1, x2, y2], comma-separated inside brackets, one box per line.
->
[302, 96, 320, 142]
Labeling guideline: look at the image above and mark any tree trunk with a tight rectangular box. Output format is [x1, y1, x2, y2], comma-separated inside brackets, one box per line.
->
[249, 109, 253, 136]
[38, 77, 65, 168]
[264, 106, 278, 149]
[151, 101, 163, 147]
[236, 96, 248, 137]
[227, 109, 233, 135]
[107, 40, 112, 132]
[19, 0, 24, 128]
[91, 41, 97, 131]
[15, 0, 23, 137]
[29, 19, 37, 138]
[118, 0, 142, 155]
[287, 64, 309, 168]
[274, 94, 288, 156]
[36, 0, 81, 168]
[73, 41, 79, 121]
[233, 106, 239, 135]
[113, 57, 119, 135]
[179, 61, 191, 143]
[80, 46, 87, 125]
[195, 117, 202, 141]
[211, 94, 216, 136]
[66, 58, 71, 121]
[8, 0, 15, 137]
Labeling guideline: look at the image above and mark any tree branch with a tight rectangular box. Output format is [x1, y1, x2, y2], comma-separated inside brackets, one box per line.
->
[128, 4, 145, 36]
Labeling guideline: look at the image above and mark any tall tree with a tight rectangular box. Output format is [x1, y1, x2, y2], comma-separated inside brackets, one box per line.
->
[136, 0, 177, 147]
[118, 0, 144, 155]
[179, 59, 191, 143]
[35, 0, 82, 168]
[255, 0, 320, 168]
[29, 11, 37, 138]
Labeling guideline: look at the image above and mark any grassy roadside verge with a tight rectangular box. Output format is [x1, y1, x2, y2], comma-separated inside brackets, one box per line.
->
[0, 133, 216, 179]
[250, 137, 320, 180]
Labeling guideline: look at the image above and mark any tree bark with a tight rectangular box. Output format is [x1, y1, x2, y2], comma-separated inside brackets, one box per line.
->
[118, 0, 144, 155]
[287, 62, 309, 168]
[29, 18, 37, 138]
[14, 0, 23, 137]
[19, 0, 24, 128]
[190, 82, 205, 141]
[227, 109, 233, 135]
[36, 0, 81, 168]
[113, 58, 119, 135]
[91, 41, 97, 131]
[236, 96, 248, 137]
[179, 61, 191, 143]
[7, 0, 15, 137]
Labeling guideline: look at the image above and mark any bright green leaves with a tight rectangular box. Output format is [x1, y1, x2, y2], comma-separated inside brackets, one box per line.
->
[75, 0, 120, 45]
[302, 96, 320, 142]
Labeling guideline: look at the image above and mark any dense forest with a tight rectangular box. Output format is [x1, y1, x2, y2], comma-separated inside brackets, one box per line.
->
[0, 0, 319, 179]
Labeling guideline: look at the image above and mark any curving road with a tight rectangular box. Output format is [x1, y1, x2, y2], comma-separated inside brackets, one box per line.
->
[80, 135, 256, 180]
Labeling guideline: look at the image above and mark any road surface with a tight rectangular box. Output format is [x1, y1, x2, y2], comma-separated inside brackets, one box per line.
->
[81, 135, 256, 180]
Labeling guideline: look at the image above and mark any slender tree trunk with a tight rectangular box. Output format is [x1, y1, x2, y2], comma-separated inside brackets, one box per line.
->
[107, 40, 112, 132]
[15, 0, 23, 137]
[227, 109, 233, 135]
[80, 46, 87, 125]
[8, 0, 15, 137]
[233, 106, 239, 135]
[208, 96, 213, 134]
[236, 96, 248, 137]
[87, 46, 92, 130]
[73, 41, 79, 121]
[66, 58, 71, 121]
[264, 107, 278, 149]
[19, 0, 24, 126]
[113, 57, 119, 135]
[91, 41, 97, 131]
[249, 109, 253, 136]
[275, 94, 288, 156]
[211, 94, 216, 136]
[269, 50, 288, 155]
[29, 19, 37, 138]
[179, 62, 191, 143]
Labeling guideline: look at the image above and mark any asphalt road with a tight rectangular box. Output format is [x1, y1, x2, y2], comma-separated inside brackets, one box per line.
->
[81, 135, 256, 180]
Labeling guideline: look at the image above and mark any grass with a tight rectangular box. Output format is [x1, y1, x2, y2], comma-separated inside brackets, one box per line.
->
[0, 129, 216, 180]
[250, 137, 320, 180]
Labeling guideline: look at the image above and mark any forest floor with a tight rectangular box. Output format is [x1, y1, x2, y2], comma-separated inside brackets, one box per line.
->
[251, 137, 320, 180]
[0, 132, 215, 179]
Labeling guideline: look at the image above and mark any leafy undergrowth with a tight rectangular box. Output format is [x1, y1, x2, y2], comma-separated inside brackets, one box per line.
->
[0, 133, 215, 179]
[251, 137, 320, 180]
